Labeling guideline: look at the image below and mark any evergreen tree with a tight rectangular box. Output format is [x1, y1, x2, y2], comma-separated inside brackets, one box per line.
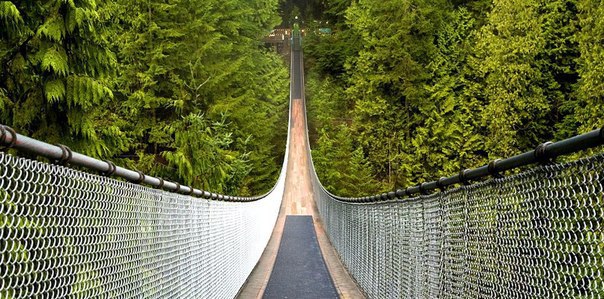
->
[313, 126, 383, 196]
[305, 0, 596, 194]
[1, 0, 288, 194]
[109, 0, 288, 193]
[0, 0, 128, 157]
[576, 0, 604, 132]
[402, 8, 485, 183]
[472, 0, 582, 157]
[345, 0, 450, 186]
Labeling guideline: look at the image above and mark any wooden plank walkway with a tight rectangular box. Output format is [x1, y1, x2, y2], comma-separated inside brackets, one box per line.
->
[237, 100, 365, 299]
[263, 216, 338, 298]
[237, 31, 364, 298]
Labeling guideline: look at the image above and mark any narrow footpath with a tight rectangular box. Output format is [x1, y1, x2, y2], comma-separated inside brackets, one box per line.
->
[237, 32, 364, 299]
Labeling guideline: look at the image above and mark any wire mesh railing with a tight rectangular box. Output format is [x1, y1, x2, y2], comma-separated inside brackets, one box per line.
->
[0, 28, 303, 299]
[312, 145, 604, 298]
[0, 150, 287, 298]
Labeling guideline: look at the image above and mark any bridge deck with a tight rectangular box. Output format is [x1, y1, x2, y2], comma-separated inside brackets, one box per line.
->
[262, 216, 338, 299]
[237, 31, 364, 298]
[237, 99, 364, 298]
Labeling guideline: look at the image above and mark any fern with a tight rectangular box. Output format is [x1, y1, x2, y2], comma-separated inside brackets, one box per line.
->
[41, 46, 68, 76]
[37, 16, 66, 42]
[0, 1, 23, 25]
[44, 79, 65, 103]
[66, 76, 113, 109]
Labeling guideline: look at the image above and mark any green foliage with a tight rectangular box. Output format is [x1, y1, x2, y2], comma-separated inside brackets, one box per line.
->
[576, 0, 604, 132]
[162, 113, 250, 193]
[0, 0, 289, 195]
[106, 0, 288, 194]
[313, 126, 384, 196]
[306, 69, 384, 195]
[0, 0, 124, 158]
[472, 0, 581, 157]
[305, 0, 601, 195]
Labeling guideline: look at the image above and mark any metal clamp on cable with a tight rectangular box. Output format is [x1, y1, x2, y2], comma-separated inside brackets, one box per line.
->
[56, 144, 72, 166]
[534, 141, 554, 164]
[419, 182, 430, 195]
[188, 187, 195, 196]
[174, 182, 181, 193]
[395, 189, 406, 198]
[488, 159, 504, 178]
[459, 169, 471, 185]
[157, 178, 164, 189]
[0, 126, 17, 151]
[436, 177, 447, 191]
[103, 160, 116, 176]
[132, 171, 145, 184]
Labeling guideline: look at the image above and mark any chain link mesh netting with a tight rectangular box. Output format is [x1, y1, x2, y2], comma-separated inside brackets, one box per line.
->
[314, 154, 604, 298]
[0, 153, 284, 298]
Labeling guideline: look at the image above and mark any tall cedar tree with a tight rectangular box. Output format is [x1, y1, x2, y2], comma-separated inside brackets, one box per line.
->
[305, 0, 599, 195]
[0, 0, 128, 157]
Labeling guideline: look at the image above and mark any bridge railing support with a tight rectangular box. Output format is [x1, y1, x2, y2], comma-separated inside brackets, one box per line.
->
[309, 128, 604, 298]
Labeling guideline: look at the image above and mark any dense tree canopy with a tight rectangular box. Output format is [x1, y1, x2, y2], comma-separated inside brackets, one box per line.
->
[0, 0, 288, 195]
[2, 0, 602, 197]
[305, 0, 603, 196]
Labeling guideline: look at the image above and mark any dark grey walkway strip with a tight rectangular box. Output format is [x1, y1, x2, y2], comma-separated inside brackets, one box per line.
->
[263, 216, 339, 299]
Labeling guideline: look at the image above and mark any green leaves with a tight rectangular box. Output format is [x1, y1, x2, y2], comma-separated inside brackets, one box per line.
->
[44, 79, 65, 102]
[576, 0, 604, 132]
[1, 0, 124, 157]
[41, 46, 68, 75]
[67, 75, 113, 108]
[307, 0, 596, 195]
[104, 0, 287, 194]
[0, 1, 23, 26]
[37, 15, 65, 42]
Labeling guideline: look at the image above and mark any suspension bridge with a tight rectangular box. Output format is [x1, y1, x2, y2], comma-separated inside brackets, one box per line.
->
[1, 29, 604, 298]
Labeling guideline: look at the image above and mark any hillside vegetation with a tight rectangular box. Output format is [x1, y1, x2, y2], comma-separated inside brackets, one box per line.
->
[304, 0, 604, 196]
[0, 0, 289, 195]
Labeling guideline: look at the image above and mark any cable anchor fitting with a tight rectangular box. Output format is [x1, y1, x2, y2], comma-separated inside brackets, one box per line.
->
[132, 171, 145, 184]
[56, 144, 72, 166]
[488, 159, 504, 178]
[436, 177, 448, 191]
[459, 169, 471, 185]
[103, 160, 116, 176]
[534, 141, 554, 164]
[0, 126, 17, 151]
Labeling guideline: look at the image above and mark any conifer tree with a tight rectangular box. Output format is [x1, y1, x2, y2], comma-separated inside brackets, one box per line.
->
[404, 8, 485, 183]
[110, 0, 287, 193]
[473, 0, 582, 157]
[0, 0, 128, 157]
[576, 0, 604, 131]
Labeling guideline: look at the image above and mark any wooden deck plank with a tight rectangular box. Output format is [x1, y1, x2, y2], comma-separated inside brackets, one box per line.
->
[237, 100, 365, 299]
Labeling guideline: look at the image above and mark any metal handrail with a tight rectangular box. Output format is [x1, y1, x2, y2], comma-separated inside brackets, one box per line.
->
[0, 125, 271, 202]
[321, 126, 604, 203]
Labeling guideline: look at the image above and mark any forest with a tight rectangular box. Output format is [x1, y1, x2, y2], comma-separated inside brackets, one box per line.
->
[1, 0, 603, 197]
[0, 0, 289, 195]
[303, 0, 604, 196]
